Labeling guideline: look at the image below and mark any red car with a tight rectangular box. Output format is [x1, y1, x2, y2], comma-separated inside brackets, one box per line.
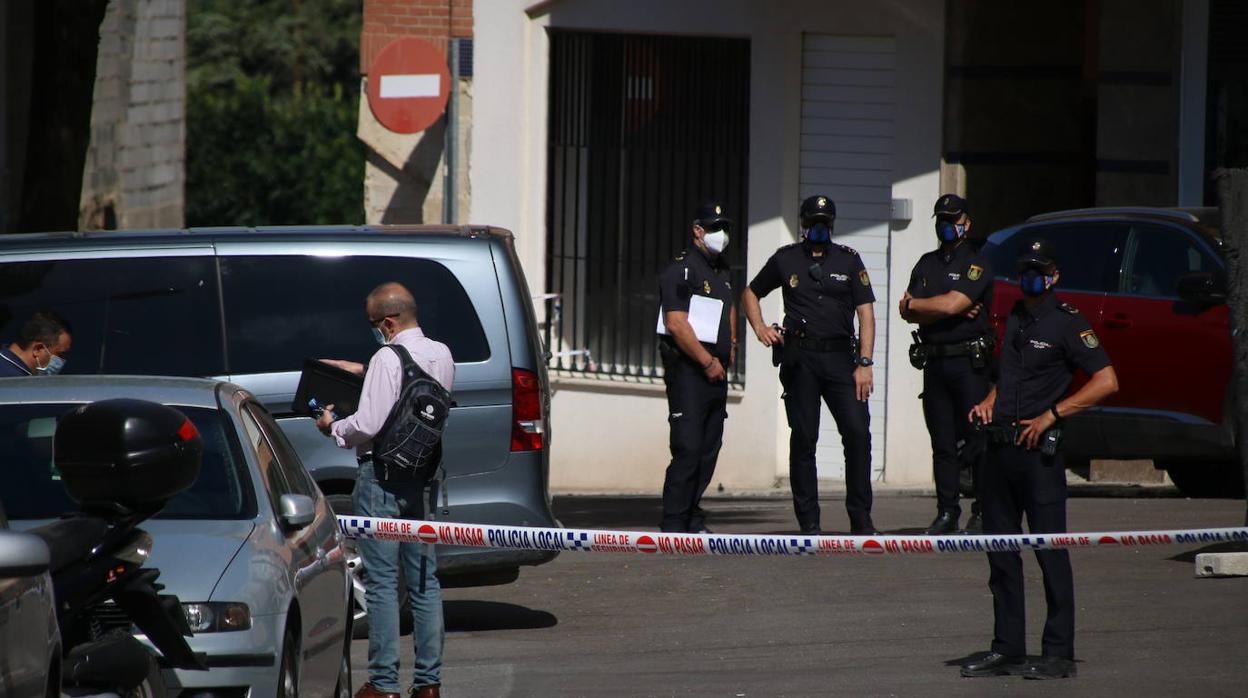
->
[982, 207, 1240, 497]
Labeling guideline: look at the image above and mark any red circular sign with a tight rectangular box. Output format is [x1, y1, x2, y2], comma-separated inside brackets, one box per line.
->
[862, 539, 885, 555]
[418, 524, 439, 545]
[636, 535, 658, 554]
[367, 38, 451, 134]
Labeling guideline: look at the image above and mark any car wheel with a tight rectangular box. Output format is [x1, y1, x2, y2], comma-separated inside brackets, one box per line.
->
[333, 636, 351, 698]
[326, 493, 412, 639]
[1164, 462, 1246, 498]
[278, 627, 299, 698]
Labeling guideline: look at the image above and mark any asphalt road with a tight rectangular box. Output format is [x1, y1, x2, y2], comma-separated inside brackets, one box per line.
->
[352, 494, 1248, 697]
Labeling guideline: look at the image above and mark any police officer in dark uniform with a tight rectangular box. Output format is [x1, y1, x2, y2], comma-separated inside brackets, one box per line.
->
[960, 239, 1119, 680]
[656, 202, 737, 533]
[742, 195, 878, 535]
[899, 194, 994, 535]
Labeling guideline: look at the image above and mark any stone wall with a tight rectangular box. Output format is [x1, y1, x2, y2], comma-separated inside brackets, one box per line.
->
[79, 0, 185, 230]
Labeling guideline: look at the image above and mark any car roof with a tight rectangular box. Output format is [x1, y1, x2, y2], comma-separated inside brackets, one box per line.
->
[0, 224, 514, 248]
[1015, 206, 1222, 246]
[0, 375, 237, 409]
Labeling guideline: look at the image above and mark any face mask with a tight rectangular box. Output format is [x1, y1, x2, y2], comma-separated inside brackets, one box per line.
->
[936, 220, 966, 243]
[37, 351, 66, 376]
[806, 222, 832, 244]
[1019, 269, 1055, 296]
[371, 327, 387, 345]
[703, 230, 729, 255]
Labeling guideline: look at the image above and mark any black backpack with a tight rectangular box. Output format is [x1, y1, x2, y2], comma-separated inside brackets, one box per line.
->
[372, 344, 453, 481]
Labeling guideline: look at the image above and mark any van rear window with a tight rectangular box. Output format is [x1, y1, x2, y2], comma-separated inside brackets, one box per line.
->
[0, 256, 225, 376]
[219, 255, 490, 375]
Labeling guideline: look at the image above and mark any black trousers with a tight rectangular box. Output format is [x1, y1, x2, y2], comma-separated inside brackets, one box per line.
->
[779, 347, 872, 529]
[981, 442, 1075, 659]
[921, 355, 989, 515]
[660, 358, 728, 532]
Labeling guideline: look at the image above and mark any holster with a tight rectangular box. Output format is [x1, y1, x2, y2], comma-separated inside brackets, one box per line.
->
[908, 331, 928, 370]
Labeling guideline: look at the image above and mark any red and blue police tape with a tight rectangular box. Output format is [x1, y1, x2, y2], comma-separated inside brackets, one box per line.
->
[337, 515, 1248, 556]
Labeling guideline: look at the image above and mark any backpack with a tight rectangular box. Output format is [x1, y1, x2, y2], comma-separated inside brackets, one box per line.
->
[372, 344, 453, 481]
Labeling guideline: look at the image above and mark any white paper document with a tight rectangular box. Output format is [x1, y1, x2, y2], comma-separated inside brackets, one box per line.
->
[656, 295, 723, 344]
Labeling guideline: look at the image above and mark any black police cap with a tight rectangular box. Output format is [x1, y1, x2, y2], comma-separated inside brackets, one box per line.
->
[1016, 238, 1058, 271]
[694, 201, 732, 228]
[800, 195, 836, 223]
[932, 193, 968, 218]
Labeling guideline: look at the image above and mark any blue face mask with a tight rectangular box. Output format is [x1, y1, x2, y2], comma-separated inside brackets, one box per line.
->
[936, 220, 966, 243]
[806, 222, 832, 244]
[1019, 269, 1054, 296]
[37, 351, 66, 375]
[371, 327, 387, 345]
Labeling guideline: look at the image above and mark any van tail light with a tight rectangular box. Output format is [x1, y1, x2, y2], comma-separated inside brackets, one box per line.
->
[511, 368, 545, 452]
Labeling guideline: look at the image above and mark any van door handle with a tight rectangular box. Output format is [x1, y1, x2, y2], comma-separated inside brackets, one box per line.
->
[1104, 313, 1132, 330]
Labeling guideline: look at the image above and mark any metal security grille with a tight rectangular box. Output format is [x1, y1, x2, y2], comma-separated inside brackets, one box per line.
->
[545, 31, 750, 384]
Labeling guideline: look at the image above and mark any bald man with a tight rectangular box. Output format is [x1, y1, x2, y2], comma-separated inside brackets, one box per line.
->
[317, 282, 453, 698]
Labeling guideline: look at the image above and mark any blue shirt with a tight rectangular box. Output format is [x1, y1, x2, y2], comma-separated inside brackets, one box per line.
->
[0, 346, 33, 377]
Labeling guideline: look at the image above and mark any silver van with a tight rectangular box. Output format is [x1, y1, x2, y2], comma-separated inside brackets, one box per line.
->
[0, 225, 559, 590]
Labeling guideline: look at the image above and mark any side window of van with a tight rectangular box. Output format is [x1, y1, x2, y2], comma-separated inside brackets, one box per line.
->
[0, 256, 224, 376]
[219, 255, 490, 375]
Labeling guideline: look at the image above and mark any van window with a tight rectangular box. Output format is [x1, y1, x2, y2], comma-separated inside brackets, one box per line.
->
[985, 222, 1124, 293]
[219, 255, 490, 375]
[0, 256, 224, 376]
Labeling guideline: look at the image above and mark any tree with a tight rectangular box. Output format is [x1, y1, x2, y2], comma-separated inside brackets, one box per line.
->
[186, 0, 363, 226]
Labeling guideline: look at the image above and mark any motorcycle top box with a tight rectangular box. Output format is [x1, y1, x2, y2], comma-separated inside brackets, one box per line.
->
[54, 399, 202, 517]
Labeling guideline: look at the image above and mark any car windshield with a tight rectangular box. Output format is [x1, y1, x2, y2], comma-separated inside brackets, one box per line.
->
[0, 404, 255, 520]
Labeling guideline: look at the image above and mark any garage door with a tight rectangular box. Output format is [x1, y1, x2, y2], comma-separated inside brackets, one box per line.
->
[799, 34, 895, 481]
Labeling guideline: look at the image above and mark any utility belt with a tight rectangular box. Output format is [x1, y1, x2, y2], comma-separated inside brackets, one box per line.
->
[657, 337, 728, 368]
[978, 423, 1064, 457]
[909, 333, 994, 370]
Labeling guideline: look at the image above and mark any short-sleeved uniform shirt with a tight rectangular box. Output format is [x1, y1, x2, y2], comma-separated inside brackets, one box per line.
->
[0, 346, 33, 377]
[748, 242, 875, 340]
[658, 247, 734, 361]
[906, 240, 994, 344]
[993, 293, 1112, 425]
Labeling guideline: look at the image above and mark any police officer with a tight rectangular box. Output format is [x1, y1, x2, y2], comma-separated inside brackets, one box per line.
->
[742, 195, 878, 535]
[657, 202, 737, 533]
[960, 239, 1118, 680]
[899, 194, 993, 535]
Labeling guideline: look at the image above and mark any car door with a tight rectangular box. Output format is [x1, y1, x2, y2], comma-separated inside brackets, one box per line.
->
[1100, 222, 1230, 425]
[244, 402, 345, 695]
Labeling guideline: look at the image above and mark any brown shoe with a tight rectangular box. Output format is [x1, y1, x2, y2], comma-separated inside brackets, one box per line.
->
[355, 683, 400, 698]
[410, 685, 441, 698]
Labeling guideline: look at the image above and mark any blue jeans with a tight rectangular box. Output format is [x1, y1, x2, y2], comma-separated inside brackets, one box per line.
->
[353, 461, 444, 691]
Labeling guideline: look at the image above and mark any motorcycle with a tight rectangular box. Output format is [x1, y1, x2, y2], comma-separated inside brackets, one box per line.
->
[30, 399, 210, 697]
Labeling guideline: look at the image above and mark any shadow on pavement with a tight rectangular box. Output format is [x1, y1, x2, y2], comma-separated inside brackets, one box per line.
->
[553, 496, 775, 529]
[444, 600, 558, 632]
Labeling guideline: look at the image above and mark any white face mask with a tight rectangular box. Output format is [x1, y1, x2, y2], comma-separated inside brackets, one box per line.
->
[703, 231, 729, 255]
[371, 327, 387, 345]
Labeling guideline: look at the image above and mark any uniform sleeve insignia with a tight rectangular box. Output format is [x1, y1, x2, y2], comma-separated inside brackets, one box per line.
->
[675, 251, 687, 261]
[967, 264, 983, 281]
[789, 273, 799, 288]
[859, 270, 871, 286]
[703, 279, 711, 294]
[1079, 329, 1100, 349]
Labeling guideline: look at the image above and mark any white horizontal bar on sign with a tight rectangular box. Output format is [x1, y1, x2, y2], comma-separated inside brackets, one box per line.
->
[379, 73, 441, 99]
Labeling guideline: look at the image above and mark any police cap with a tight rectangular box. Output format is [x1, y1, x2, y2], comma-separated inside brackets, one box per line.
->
[800, 195, 836, 224]
[694, 201, 733, 229]
[932, 193, 968, 218]
[1016, 238, 1059, 272]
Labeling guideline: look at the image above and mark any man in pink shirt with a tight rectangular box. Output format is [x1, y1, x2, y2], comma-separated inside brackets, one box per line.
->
[316, 282, 453, 698]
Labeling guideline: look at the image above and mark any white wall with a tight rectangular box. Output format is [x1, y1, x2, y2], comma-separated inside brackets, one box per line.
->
[472, 0, 945, 493]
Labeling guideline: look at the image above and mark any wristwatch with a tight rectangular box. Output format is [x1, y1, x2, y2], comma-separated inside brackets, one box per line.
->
[856, 356, 874, 367]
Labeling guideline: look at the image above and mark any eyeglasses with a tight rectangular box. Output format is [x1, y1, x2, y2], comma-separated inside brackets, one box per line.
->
[368, 313, 399, 327]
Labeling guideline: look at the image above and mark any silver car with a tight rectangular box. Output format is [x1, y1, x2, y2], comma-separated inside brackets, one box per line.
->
[1, 376, 352, 697]
[0, 505, 58, 698]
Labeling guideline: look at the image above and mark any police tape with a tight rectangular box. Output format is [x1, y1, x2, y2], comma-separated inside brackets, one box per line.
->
[336, 515, 1248, 557]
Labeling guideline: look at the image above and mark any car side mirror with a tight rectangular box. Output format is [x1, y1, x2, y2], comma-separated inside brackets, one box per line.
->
[278, 494, 316, 531]
[0, 530, 51, 577]
[1176, 271, 1226, 305]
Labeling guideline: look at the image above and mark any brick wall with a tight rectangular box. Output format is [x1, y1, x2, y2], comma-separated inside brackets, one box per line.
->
[80, 0, 185, 230]
[361, 0, 473, 73]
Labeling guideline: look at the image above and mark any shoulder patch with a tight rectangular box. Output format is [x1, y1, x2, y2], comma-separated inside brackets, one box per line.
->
[1059, 302, 1080, 315]
[967, 264, 983, 281]
[1079, 329, 1100, 349]
[859, 270, 871, 286]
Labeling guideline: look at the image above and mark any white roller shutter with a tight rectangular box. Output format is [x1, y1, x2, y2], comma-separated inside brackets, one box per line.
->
[800, 34, 895, 481]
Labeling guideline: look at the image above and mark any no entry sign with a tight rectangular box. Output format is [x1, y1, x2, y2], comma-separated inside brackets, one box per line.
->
[367, 37, 451, 134]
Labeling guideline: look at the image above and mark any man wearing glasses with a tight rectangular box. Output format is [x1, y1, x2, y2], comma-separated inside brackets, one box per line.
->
[316, 282, 452, 698]
[656, 201, 738, 533]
